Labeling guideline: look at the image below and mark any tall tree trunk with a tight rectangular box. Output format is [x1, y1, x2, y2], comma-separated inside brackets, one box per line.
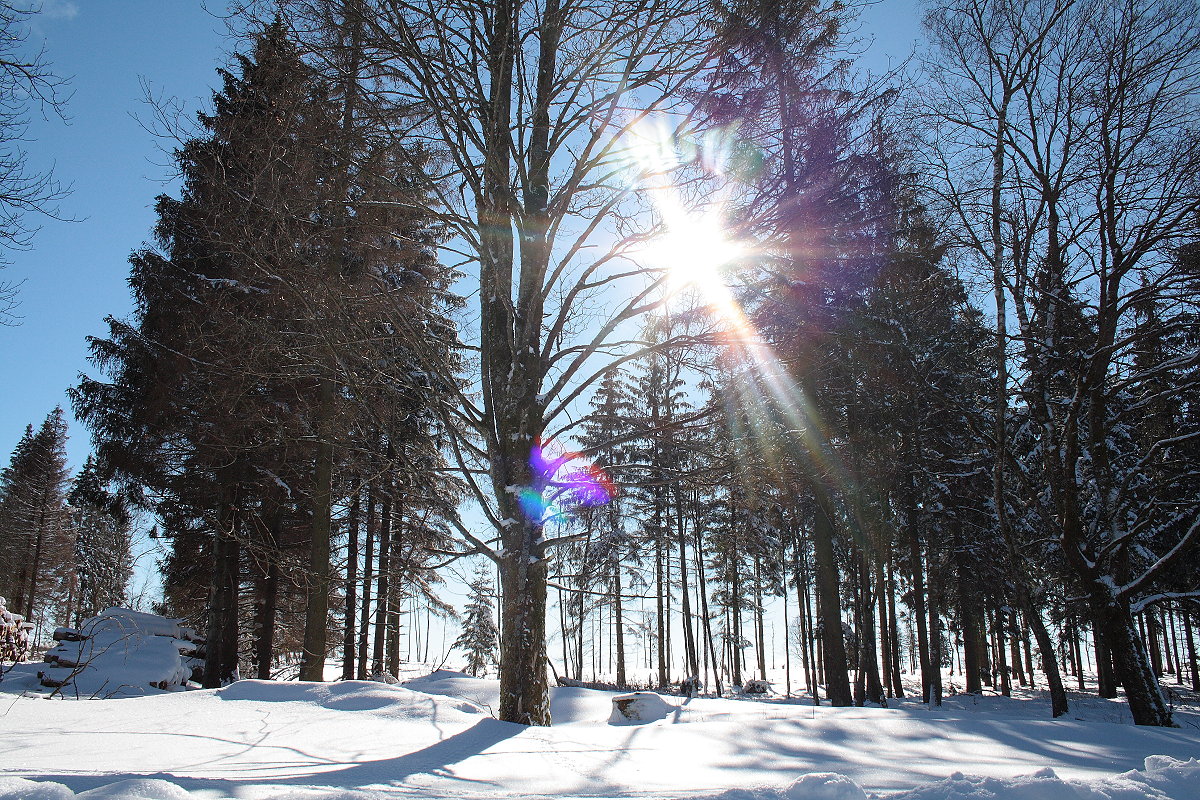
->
[385, 514, 403, 676]
[356, 486, 375, 680]
[1094, 618, 1118, 695]
[677, 494, 699, 679]
[907, 518, 932, 703]
[614, 561, 626, 688]
[994, 605, 1011, 696]
[371, 481, 392, 675]
[1095, 597, 1174, 726]
[254, 506, 282, 680]
[857, 548, 884, 705]
[1183, 609, 1199, 692]
[300, 378, 336, 682]
[927, 572, 943, 706]
[1146, 611, 1164, 675]
[1024, 599, 1068, 717]
[205, 497, 240, 688]
[755, 556, 767, 682]
[1009, 608, 1025, 686]
[812, 489, 851, 706]
[342, 486, 359, 680]
[887, 557, 904, 698]
[695, 523, 721, 696]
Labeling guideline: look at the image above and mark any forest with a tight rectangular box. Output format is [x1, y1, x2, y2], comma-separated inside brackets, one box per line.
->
[1, 0, 1198, 736]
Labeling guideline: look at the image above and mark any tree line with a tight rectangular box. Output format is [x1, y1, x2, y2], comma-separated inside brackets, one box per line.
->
[0, 0, 1196, 729]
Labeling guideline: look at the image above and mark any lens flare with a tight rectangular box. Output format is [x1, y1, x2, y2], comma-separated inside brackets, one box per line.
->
[620, 118, 867, 539]
[521, 438, 617, 524]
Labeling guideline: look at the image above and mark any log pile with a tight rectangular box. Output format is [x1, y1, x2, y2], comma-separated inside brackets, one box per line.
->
[0, 596, 33, 665]
[38, 608, 205, 695]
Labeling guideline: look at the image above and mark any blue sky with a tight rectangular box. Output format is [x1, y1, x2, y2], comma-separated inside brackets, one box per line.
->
[0, 1, 229, 469]
[0, 0, 922, 476]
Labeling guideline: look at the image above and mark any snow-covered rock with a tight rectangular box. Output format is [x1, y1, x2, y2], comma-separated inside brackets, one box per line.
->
[609, 691, 674, 724]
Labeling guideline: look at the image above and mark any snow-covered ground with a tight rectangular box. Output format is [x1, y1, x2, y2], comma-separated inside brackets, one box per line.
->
[0, 664, 1197, 799]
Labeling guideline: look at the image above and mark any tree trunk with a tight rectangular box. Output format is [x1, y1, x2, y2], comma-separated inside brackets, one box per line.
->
[812, 489, 851, 706]
[696, 522, 721, 696]
[356, 486, 375, 680]
[887, 558, 904, 698]
[342, 486, 359, 680]
[300, 378, 335, 682]
[857, 548, 884, 705]
[1183, 609, 1199, 692]
[1146, 611, 1164, 676]
[371, 482, 392, 675]
[1094, 619, 1117, 698]
[1024, 600, 1068, 717]
[677, 494, 699, 679]
[204, 498, 240, 688]
[927, 583, 943, 706]
[1095, 596, 1173, 726]
[614, 561, 626, 689]
[254, 508, 281, 680]
[907, 519, 932, 703]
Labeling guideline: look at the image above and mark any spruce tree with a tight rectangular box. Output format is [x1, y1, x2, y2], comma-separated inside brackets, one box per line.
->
[454, 566, 499, 677]
[0, 408, 72, 628]
[69, 456, 133, 620]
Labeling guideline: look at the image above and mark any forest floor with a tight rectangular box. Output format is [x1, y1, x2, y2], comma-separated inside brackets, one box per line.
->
[0, 662, 1198, 799]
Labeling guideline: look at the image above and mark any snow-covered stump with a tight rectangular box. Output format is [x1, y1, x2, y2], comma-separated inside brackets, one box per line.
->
[608, 691, 674, 724]
[37, 608, 205, 696]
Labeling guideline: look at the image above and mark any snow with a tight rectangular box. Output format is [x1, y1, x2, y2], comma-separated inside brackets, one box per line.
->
[0, 668, 1197, 799]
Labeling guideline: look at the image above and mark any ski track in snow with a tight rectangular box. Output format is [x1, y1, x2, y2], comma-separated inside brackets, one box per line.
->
[0, 666, 1198, 800]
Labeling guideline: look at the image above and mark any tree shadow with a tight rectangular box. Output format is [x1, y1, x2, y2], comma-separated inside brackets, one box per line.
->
[24, 717, 527, 796]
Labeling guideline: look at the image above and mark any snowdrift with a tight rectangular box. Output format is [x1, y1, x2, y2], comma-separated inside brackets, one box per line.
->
[216, 677, 488, 719]
[0, 755, 1195, 799]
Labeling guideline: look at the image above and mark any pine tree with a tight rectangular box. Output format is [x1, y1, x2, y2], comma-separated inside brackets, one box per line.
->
[454, 566, 499, 677]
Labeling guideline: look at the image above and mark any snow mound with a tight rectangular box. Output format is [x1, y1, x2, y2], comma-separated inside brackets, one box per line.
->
[608, 691, 675, 724]
[38, 608, 202, 698]
[783, 773, 868, 800]
[0, 776, 73, 800]
[3, 756, 1199, 799]
[887, 756, 1200, 800]
[76, 779, 194, 800]
[216, 678, 486, 721]
[0, 778, 192, 800]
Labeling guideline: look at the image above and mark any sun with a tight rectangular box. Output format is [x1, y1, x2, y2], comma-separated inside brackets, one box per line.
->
[641, 197, 749, 318]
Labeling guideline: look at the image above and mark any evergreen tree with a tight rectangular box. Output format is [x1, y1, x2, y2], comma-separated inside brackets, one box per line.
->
[73, 20, 457, 686]
[68, 456, 133, 620]
[0, 408, 72, 630]
[454, 566, 499, 677]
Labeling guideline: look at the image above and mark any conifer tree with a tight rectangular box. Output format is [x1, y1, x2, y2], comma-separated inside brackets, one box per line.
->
[74, 20, 456, 685]
[69, 456, 133, 620]
[0, 408, 72, 630]
[454, 566, 499, 677]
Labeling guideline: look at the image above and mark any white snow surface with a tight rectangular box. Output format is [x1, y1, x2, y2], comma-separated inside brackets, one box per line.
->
[0, 668, 1197, 799]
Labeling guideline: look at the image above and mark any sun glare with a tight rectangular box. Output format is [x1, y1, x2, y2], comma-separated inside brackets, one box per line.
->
[621, 118, 752, 324]
[641, 198, 749, 323]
